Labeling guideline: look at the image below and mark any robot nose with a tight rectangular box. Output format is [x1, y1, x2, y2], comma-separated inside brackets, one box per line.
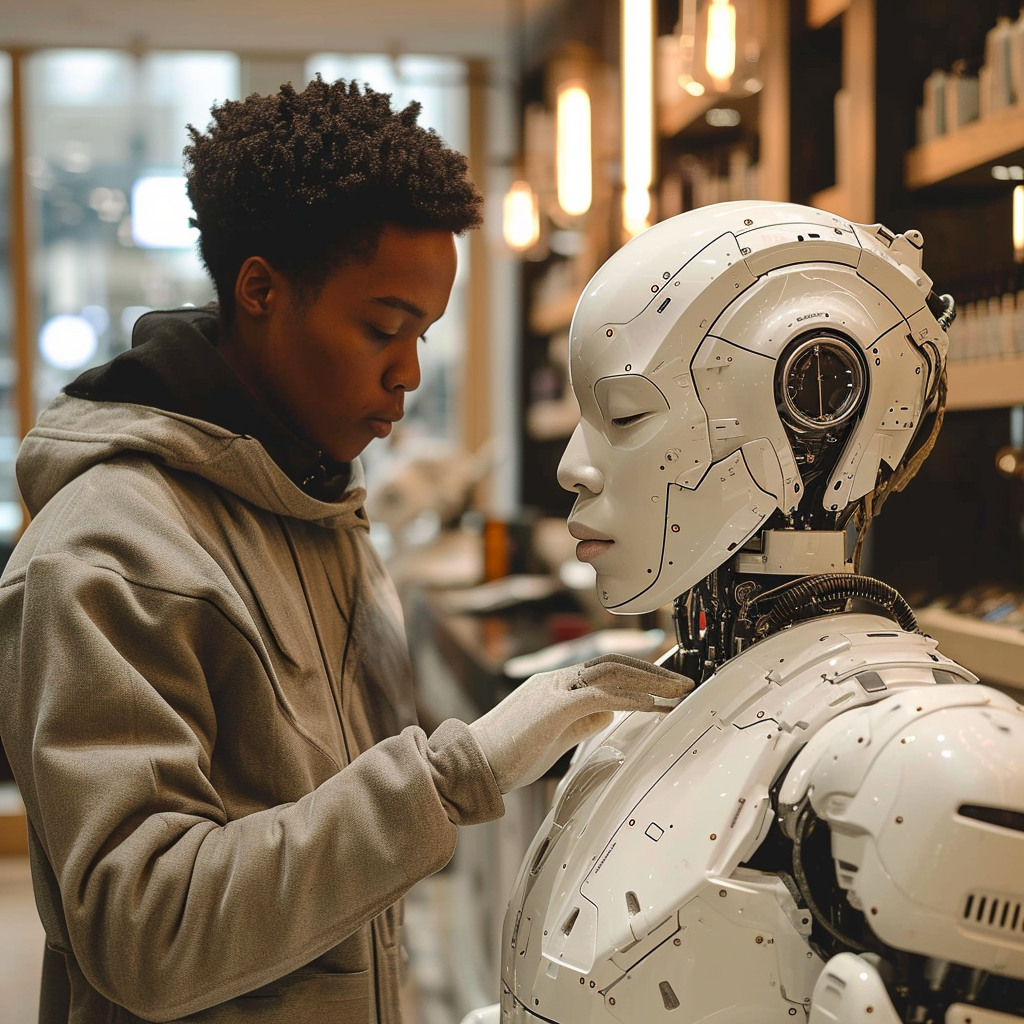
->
[557, 427, 604, 495]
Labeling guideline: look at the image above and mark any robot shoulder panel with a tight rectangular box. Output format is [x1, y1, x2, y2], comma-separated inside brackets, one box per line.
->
[518, 613, 974, 960]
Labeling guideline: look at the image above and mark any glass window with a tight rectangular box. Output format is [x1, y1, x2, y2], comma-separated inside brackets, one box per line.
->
[26, 50, 240, 415]
[0, 53, 16, 547]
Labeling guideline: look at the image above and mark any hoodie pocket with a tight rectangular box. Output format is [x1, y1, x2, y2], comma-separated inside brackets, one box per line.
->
[222, 970, 371, 1021]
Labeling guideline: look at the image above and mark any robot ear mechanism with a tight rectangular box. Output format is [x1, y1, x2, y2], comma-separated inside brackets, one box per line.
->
[775, 330, 869, 437]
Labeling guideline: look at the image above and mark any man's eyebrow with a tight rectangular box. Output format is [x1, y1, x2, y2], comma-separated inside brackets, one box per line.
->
[372, 296, 426, 319]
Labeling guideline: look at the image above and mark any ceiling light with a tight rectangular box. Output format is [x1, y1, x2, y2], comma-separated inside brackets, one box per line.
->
[502, 180, 540, 252]
[705, 0, 736, 85]
[623, 185, 651, 238]
[621, 0, 654, 237]
[556, 82, 592, 217]
[1014, 185, 1024, 263]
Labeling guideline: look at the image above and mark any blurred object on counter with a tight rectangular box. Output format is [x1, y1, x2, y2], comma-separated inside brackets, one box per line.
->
[482, 519, 510, 582]
[442, 575, 561, 614]
[916, 584, 1024, 694]
[365, 438, 493, 552]
[504, 628, 666, 678]
[938, 581, 1024, 629]
[387, 528, 484, 591]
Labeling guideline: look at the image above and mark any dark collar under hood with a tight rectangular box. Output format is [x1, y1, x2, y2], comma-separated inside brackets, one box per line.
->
[63, 307, 351, 502]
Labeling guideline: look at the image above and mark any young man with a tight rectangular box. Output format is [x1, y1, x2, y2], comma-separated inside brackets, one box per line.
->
[0, 78, 684, 1023]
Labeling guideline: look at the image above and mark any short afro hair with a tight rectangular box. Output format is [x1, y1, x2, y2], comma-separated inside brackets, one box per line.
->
[184, 75, 483, 324]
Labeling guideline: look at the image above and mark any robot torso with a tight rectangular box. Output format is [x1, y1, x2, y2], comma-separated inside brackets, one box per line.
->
[500, 613, 978, 1024]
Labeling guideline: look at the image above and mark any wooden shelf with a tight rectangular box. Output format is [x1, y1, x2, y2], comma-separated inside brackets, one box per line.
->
[945, 354, 1024, 410]
[905, 105, 1024, 190]
[916, 607, 1024, 695]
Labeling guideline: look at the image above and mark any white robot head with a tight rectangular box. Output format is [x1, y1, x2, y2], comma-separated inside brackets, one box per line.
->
[557, 201, 950, 614]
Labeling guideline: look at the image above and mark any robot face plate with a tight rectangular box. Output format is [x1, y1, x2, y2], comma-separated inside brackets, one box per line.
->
[557, 201, 947, 614]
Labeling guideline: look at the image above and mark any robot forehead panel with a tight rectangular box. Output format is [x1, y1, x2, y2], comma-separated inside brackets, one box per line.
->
[558, 200, 946, 614]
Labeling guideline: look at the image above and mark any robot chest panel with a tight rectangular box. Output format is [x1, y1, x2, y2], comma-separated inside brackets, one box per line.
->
[598, 873, 823, 1023]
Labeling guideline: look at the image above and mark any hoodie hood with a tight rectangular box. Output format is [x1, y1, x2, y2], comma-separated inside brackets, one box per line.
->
[18, 309, 368, 529]
[19, 396, 368, 529]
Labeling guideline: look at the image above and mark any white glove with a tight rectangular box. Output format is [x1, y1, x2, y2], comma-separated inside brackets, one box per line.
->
[470, 653, 692, 793]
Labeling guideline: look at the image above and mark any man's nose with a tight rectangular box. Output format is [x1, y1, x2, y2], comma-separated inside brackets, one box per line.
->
[385, 338, 421, 393]
[557, 426, 604, 494]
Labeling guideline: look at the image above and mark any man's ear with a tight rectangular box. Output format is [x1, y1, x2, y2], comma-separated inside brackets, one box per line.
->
[234, 257, 283, 318]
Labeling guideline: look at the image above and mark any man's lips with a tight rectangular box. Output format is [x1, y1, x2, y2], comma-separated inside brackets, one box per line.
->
[367, 409, 403, 436]
[568, 522, 613, 563]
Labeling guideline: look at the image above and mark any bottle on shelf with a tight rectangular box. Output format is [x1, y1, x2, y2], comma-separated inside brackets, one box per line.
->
[947, 266, 1024, 363]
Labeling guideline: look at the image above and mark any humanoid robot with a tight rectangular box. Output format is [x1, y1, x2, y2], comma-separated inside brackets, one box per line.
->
[491, 202, 1024, 1024]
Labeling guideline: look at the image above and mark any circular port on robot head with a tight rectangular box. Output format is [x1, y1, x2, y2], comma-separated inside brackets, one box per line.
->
[776, 330, 867, 434]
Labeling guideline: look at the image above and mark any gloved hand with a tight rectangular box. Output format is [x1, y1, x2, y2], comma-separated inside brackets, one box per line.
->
[470, 653, 693, 793]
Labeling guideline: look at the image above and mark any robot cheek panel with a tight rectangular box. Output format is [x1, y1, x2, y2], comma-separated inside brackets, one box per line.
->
[603, 449, 777, 613]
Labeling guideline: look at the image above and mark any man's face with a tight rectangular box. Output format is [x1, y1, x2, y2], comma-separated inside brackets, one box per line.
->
[243, 225, 458, 463]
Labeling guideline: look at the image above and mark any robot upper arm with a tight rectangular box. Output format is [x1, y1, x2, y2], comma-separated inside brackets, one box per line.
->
[779, 683, 1024, 1020]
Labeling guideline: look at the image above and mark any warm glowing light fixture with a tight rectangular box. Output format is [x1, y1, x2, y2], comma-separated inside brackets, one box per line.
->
[556, 81, 592, 217]
[621, 0, 654, 237]
[503, 179, 540, 252]
[705, 0, 737, 87]
[1014, 185, 1024, 263]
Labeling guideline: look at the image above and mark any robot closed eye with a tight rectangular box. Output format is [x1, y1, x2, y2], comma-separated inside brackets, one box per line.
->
[493, 202, 1024, 1024]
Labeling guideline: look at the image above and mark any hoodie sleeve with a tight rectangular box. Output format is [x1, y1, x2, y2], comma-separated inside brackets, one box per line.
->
[0, 549, 504, 1022]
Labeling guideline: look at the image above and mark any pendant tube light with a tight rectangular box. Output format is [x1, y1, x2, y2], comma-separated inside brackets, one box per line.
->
[503, 179, 540, 251]
[1015, 185, 1024, 263]
[556, 81, 592, 217]
[502, 0, 541, 254]
[705, 0, 736, 86]
[621, 0, 654, 237]
[677, 0, 705, 95]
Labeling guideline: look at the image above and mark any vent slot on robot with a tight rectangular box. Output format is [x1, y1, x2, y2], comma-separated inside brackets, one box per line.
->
[963, 892, 1024, 937]
[659, 980, 681, 1011]
[958, 804, 1024, 833]
[529, 837, 551, 876]
[561, 908, 580, 936]
[626, 891, 641, 917]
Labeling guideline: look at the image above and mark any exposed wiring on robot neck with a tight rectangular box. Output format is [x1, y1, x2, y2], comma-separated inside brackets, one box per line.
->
[853, 369, 948, 572]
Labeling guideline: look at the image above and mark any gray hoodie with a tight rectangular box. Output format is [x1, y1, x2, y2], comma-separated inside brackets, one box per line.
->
[0, 315, 503, 1023]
